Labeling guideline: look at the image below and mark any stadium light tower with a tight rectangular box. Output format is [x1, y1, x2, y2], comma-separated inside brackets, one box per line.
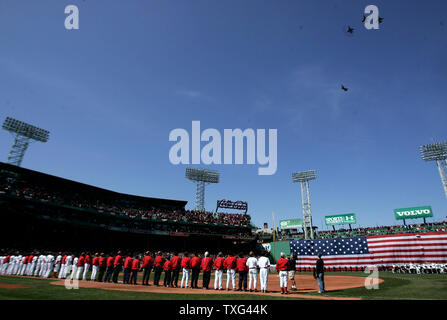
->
[185, 167, 219, 211]
[292, 170, 317, 240]
[420, 142, 447, 198]
[2, 117, 50, 167]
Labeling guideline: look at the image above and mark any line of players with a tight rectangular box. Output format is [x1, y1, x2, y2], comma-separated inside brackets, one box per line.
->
[391, 263, 447, 274]
[0, 251, 296, 294]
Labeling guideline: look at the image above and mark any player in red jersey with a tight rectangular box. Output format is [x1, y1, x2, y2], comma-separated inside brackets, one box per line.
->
[163, 255, 172, 287]
[213, 252, 225, 290]
[97, 253, 107, 282]
[142, 251, 154, 286]
[190, 253, 201, 289]
[180, 252, 191, 288]
[201, 252, 213, 290]
[130, 255, 140, 285]
[170, 252, 181, 288]
[153, 251, 165, 286]
[275, 252, 289, 294]
[112, 251, 123, 283]
[236, 253, 248, 291]
[224, 253, 237, 291]
[76, 253, 85, 280]
[123, 254, 133, 284]
[83, 252, 91, 281]
[91, 253, 99, 281]
[104, 253, 115, 283]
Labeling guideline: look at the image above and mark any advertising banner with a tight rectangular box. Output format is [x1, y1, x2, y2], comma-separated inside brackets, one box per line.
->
[394, 206, 433, 220]
[325, 213, 357, 226]
[279, 219, 303, 229]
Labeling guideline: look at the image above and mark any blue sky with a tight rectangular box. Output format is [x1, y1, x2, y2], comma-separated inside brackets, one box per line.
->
[1, 0, 446, 230]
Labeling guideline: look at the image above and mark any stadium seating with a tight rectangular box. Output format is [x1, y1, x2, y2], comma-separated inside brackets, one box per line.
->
[1, 179, 251, 226]
[0, 162, 253, 239]
[278, 221, 447, 241]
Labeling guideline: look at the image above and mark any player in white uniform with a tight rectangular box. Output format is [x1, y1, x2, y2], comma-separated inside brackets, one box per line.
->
[28, 255, 38, 276]
[70, 256, 79, 280]
[9, 254, 17, 275]
[44, 253, 55, 278]
[4, 254, 12, 275]
[25, 254, 32, 276]
[34, 254, 42, 276]
[58, 255, 66, 279]
[0, 256, 4, 274]
[39, 255, 47, 277]
[63, 254, 73, 279]
[1, 256, 6, 274]
[8, 255, 17, 275]
[246, 251, 258, 292]
[19, 255, 28, 275]
[13, 254, 22, 275]
[54, 253, 62, 278]
[257, 251, 270, 293]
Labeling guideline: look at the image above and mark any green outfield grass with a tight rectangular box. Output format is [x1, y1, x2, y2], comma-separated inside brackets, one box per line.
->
[303, 272, 447, 300]
[0, 272, 446, 300]
[0, 276, 301, 300]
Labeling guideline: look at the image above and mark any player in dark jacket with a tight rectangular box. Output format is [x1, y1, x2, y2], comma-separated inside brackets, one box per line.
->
[313, 252, 325, 293]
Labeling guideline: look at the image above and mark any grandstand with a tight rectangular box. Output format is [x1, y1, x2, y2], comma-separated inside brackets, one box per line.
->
[0, 162, 256, 252]
[277, 222, 447, 241]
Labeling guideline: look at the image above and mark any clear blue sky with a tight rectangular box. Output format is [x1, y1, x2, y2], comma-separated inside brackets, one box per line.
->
[1, 0, 446, 230]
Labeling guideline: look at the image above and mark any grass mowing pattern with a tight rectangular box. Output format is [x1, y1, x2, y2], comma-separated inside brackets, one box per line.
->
[301, 272, 447, 300]
[0, 276, 302, 300]
[1, 272, 446, 300]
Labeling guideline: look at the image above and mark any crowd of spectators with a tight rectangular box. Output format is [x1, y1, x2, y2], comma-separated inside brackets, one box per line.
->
[317, 222, 447, 239]
[277, 221, 447, 241]
[0, 176, 252, 228]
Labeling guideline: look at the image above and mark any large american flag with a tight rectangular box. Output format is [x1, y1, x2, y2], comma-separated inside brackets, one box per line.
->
[291, 232, 447, 268]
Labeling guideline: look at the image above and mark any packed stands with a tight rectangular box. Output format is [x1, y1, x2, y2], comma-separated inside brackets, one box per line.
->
[0, 163, 251, 228]
[317, 222, 447, 238]
[0, 162, 255, 252]
[278, 221, 447, 241]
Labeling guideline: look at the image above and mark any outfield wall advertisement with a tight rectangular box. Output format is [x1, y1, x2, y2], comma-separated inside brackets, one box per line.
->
[279, 218, 303, 229]
[394, 206, 433, 220]
[325, 213, 357, 226]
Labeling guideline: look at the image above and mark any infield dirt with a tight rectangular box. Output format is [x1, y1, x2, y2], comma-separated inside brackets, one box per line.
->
[50, 274, 380, 300]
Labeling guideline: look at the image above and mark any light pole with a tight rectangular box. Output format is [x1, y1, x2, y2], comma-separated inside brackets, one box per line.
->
[185, 167, 219, 211]
[420, 142, 447, 198]
[2, 117, 50, 166]
[292, 170, 317, 240]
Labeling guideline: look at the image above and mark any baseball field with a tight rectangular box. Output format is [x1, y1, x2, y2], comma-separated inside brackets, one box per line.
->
[1, 271, 446, 300]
